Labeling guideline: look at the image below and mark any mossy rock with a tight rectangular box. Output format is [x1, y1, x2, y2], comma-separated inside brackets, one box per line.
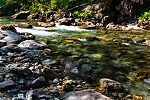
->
[128, 69, 150, 82]
[63, 39, 76, 44]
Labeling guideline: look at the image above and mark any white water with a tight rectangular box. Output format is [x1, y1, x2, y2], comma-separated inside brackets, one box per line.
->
[53, 23, 91, 32]
[15, 27, 59, 36]
[15, 23, 91, 36]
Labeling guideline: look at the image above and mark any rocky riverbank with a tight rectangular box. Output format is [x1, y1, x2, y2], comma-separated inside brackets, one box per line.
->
[1, 24, 149, 99]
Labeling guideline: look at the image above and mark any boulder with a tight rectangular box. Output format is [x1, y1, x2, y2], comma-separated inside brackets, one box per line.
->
[99, 78, 126, 98]
[18, 40, 46, 50]
[17, 22, 33, 28]
[63, 89, 111, 100]
[0, 25, 16, 32]
[27, 13, 39, 20]
[37, 22, 55, 27]
[11, 11, 30, 19]
[0, 80, 15, 90]
[58, 18, 75, 26]
[0, 31, 22, 43]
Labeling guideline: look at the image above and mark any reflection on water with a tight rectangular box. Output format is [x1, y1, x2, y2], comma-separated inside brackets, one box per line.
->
[39, 30, 150, 98]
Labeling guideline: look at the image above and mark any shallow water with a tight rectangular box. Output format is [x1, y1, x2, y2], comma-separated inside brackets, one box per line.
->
[0, 17, 150, 98]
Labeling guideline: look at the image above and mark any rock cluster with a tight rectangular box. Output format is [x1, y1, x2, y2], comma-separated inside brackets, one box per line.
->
[0, 25, 115, 99]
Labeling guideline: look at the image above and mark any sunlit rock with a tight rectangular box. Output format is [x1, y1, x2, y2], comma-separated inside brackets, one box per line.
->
[64, 89, 111, 100]
[18, 40, 46, 50]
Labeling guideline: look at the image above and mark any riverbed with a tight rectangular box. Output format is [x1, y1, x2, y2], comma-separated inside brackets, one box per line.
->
[0, 17, 150, 99]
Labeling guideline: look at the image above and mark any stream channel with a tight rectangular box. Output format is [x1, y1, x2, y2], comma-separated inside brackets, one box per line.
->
[0, 16, 150, 99]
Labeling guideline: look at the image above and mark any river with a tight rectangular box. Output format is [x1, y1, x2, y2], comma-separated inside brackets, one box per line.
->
[0, 16, 150, 99]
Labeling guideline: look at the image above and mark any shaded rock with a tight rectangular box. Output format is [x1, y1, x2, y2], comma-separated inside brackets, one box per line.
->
[26, 90, 38, 100]
[80, 64, 91, 74]
[1, 44, 19, 52]
[17, 22, 33, 28]
[58, 18, 75, 26]
[79, 22, 96, 29]
[27, 13, 39, 20]
[37, 22, 55, 27]
[128, 69, 150, 82]
[19, 32, 35, 40]
[0, 25, 16, 32]
[62, 79, 74, 92]
[41, 67, 58, 79]
[1, 31, 22, 43]
[63, 89, 111, 100]
[99, 78, 126, 98]
[28, 76, 46, 88]
[7, 63, 31, 76]
[0, 40, 7, 47]
[18, 40, 46, 50]
[64, 61, 79, 76]
[11, 11, 30, 19]
[0, 80, 15, 90]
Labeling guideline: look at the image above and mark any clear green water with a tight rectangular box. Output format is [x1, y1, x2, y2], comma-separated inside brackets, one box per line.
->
[0, 17, 150, 98]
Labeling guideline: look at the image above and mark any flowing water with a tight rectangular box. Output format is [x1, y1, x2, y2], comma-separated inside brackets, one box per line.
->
[0, 17, 150, 99]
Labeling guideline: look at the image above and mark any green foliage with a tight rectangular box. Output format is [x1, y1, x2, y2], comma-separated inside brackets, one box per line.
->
[72, 9, 97, 20]
[138, 11, 150, 22]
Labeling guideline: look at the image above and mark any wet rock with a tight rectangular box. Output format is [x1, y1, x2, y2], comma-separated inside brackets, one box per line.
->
[26, 90, 38, 100]
[25, 50, 48, 58]
[11, 11, 30, 19]
[12, 94, 26, 100]
[53, 78, 60, 84]
[80, 64, 91, 74]
[0, 80, 15, 89]
[19, 32, 35, 40]
[1, 44, 19, 52]
[64, 61, 79, 76]
[41, 67, 58, 79]
[42, 59, 57, 65]
[63, 89, 111, 100]
[0, 40, 7, 47]
[99, 78, 126, 98]
[17, 22, 33, 28]
[0, 76, 3, 82]
[0, 30, 22, 43]
[28, 76, 46, 88]
[0, 25, 16, 32]
[38, 94, 53, 99]
[18, 40, 46, 50]
[128, 69, 150, 82]
[144, 78, 150, 85]
[7, 64, 31, 76]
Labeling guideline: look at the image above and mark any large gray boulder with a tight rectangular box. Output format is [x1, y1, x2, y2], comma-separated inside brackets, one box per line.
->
[18, 40, 46, 50]
[0, 30, 22, 43]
